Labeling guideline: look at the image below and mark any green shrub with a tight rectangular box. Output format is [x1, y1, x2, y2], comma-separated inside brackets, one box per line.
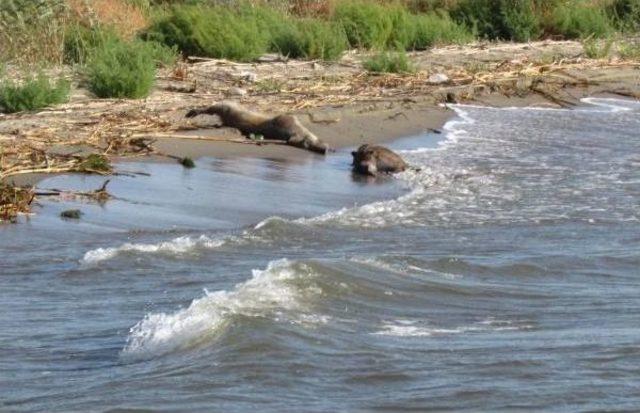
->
[0, 72, 70, 113]
[271, 19, 348, 60]
[64, 24, 120, 65]
[582, 36, 614, 59]
[144, 5, 270, 61]
[551, 3, 613, 39]
[144, 40, 179, 67]
[404, 0, 459, 13]
[606, 0, 640, 31]
[411, 12, 473, 49]
[386, 4, 417, 49]
[235, 3, 288, 37]
[77, 154, 111, 173]
[333, 1, 393, 49]
[363, 50, 415, 74]
[501, 0, 542, 42]
[451, 0, 541, 41]
[65, 22, 178, 67]
[333, 1, 471, 50]
[86, 38, 156, 99]
[618, 39, 640, 59]
[451, 0, 503, 40]
[0, 0, 67, 64]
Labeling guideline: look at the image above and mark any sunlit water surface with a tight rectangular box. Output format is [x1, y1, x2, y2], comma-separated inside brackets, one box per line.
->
[1, 98, 639, 412]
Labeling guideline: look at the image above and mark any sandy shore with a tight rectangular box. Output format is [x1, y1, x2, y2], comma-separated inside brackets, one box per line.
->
[152, 103, 452, 160]
[1, 39, 639, 193]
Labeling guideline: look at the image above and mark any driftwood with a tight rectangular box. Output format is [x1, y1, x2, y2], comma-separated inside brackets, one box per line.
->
[0, 183, 34, 222]
[35, 180, 112, 203]
[185, 102, 331, 154]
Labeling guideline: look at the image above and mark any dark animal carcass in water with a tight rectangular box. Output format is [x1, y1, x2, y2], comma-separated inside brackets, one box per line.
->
[351, 144, 407, 176]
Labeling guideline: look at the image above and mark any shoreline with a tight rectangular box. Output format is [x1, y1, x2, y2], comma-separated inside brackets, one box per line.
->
[2, 39, 640, 219]
[4, 86, 635, 190]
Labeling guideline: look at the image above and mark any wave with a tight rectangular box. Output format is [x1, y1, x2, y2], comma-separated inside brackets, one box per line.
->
[81, 234, 230, 265]
[373, 318, 533, 337]
[351, 256, 462, 280]
[581, 97, 640, 112]
[81, 217, 312, 265]
[451, 97, 639, 113]
[296, 107, 475, 228]
[122, 259, 326, 359]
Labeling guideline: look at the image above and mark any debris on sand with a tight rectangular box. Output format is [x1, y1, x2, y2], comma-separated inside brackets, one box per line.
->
[0, 183, 34, 223]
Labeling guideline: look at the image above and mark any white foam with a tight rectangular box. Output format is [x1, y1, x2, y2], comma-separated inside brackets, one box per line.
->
[581, 97, 639, 112]
[450, 101, 635, 114]
[122, 259, 324, 358]
[373, 318, 530, 337]
[294, 108, 475, 230]
[351, 256, 461, 280]
[81, 234, 227, 265]
[254, 216, 288, 230]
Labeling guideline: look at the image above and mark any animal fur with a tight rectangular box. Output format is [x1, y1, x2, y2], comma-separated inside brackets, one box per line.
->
[186, 102, 330, 154]
[351, 144, 407, 176]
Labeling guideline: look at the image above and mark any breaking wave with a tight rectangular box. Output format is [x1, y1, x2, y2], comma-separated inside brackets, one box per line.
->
[122, 259, 325, 358]
[81, 234, 230, 265]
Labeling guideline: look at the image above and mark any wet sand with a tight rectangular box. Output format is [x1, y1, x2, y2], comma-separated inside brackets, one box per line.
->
[152, 103, 452, 160]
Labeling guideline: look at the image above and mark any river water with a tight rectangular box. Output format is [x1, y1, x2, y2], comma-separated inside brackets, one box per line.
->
[1, 98, 639, 412]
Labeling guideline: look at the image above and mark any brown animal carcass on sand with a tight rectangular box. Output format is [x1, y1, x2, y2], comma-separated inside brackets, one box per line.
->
[186, 102, 331, 154]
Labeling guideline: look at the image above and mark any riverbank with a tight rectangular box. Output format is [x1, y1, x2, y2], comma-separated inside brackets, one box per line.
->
[1, 40, 639, 219]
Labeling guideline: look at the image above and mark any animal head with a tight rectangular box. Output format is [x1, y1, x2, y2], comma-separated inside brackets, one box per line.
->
[351, 147, 378, 175]
[351, 144, 372, 164]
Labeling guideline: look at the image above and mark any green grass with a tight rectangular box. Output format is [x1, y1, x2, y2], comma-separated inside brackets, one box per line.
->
[64, 24, 120, 65]
[363, 50, 415, 74]
[551, 2, 614, 39]
[144, 40, 179, 67]
[77, 154, 112, 173]
[618, 39, 640, 59]
[136, 0, 640, 63]
[0, 0, 67, 65]
[254, 78, 286, 93]
[582, 35, 615, 59]
[0, 72, 70, 113]
[450, 0, 543, 41]
[4, 0, 640, 69]
[271, 18, 348, 60]
[464, 61, 491, 74]
[411, 12, 473, 49]
[86, 37, 157, 99]
[386, 4, 418, 50]
[333, 1, 394, 49]
[450, 0, 503, 40]
[328, 2, 472, 51]
[500, 0, 542, 42]
[606, 0, 640, 31]
[143, 5, 271, 61]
